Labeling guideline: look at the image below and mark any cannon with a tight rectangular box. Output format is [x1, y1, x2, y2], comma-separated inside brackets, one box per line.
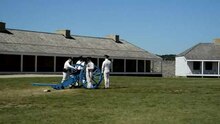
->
[32, 64, 103, 89]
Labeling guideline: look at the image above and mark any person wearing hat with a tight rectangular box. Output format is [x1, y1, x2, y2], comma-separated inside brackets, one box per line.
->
[86, 57, 94, 88]
[101, 55, 111, 89]
[76, 56, 85, 72]
[73, 56, 85, 87]
[61, 57, 75, 83]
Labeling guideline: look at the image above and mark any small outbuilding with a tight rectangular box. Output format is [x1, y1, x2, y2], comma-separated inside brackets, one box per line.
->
[175, 39, 220, 77]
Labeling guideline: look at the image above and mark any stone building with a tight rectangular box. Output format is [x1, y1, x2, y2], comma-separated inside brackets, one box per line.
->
[0, 22, 162, 76]
[176, 39, 220, 77]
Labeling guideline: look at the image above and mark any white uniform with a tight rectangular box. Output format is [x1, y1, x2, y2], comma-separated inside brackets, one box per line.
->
[102, 58, 111, 88]
[76, 60, 85, 70]
[61, 59, 75, 83]
[86, 61, 94, 88]
[75, 60, 85, 86]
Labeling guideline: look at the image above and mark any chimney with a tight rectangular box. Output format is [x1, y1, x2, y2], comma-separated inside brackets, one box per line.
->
[56, 29, 71, 38]
[213, 38, 220, 44]
[0, 22, 6, 32]
[106, 34, 121, 43]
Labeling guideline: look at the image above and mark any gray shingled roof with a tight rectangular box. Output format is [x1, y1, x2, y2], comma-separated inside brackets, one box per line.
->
[0, 29, 161, 60]
[178, 43, 220, 60]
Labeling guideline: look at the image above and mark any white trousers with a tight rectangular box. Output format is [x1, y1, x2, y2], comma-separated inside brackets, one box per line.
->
[86, 70, 93, 88]
[104, 71, 110, 88]
[61, 72, 70, 83]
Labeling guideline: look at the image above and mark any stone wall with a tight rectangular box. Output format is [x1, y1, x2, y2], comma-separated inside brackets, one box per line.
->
[162, 60, 175, 77]
[152, 60, 162, 73]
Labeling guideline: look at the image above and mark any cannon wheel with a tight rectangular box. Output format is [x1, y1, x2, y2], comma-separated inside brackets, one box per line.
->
[79, 65, 103, 89]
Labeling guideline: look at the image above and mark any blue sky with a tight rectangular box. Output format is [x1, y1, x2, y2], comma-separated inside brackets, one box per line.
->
[1, 0, 220, 55]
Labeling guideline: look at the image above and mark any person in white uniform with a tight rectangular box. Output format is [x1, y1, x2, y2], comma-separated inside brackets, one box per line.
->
[101, 55, 111, 89]
[61, 58, 75, 83]
[74, 56, 85, 87]
[76, 56, 85, 72]
[86, 57, 94, 89]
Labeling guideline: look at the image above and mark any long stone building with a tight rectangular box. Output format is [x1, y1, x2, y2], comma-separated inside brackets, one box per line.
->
[0, 22, 162, 76]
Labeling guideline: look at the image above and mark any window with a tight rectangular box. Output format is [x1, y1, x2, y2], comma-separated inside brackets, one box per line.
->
[56, 57, 69, 72]
[138, 60, 144, 72]
[146, 60, 151, 72]
[99, 58, 105, 69]
[0, 54, 21, 72]
[113, 59, 124, 72]
[205, 62, 212, 70]
[71, 57, 79, 64]
[37, 56, 54, 72]
[23, 55, 35, 72]
[126, 59, 136, 72]
[91, 58, 98, 66]
[193, 62, 201, 70]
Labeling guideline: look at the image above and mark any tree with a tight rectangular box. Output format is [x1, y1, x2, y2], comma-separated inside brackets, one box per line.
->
[157, 54, 176, 61]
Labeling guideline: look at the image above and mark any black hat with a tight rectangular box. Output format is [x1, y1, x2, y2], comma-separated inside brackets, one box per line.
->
[68, 57, 74, 61]
[78, 56, 83, 60]
[104, 55, 109, 58]
[87, 57, 92, 60]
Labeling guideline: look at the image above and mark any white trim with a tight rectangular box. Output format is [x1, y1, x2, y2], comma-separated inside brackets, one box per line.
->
[20, 55, 23, 72]
[201, 61, 204, 75]
[0, 53, 162, 75]
[0, 52, 161, 61]
[218, 61, 220, 76]
[54, 56, 56, 72]
[187, 74, 220, 77]
[151, 60, 154, 72]
[110, 58, 113, 72]
[144, 60, 146, 72]
[187, 59, 220, 62]
[0, 72, 162, 75]
[97, 57, 100, 68]
[136, 60, 138, 72]
[124, 59, 126, 72]
[185, 60, 220, 77]
[110, 72, 162, 75]
[35, 55, 37, 72]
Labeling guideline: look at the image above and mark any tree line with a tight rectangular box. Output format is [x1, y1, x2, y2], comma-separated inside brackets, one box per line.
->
[157, 54, 176, 61]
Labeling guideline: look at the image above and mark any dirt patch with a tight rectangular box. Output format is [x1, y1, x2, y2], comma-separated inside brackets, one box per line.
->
[0, 87, 78, 99]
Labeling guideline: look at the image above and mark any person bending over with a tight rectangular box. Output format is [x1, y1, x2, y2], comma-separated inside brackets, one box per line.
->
[61, 58, 75, 83]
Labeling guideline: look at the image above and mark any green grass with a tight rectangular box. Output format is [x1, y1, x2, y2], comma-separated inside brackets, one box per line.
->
[0, 76, 220, 124]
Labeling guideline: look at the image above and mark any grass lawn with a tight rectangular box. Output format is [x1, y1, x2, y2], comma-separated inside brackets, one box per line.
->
[0, 76, 220, 124]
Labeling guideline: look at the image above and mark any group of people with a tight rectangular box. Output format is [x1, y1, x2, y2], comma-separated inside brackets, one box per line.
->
[61, 55, 111, 89]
